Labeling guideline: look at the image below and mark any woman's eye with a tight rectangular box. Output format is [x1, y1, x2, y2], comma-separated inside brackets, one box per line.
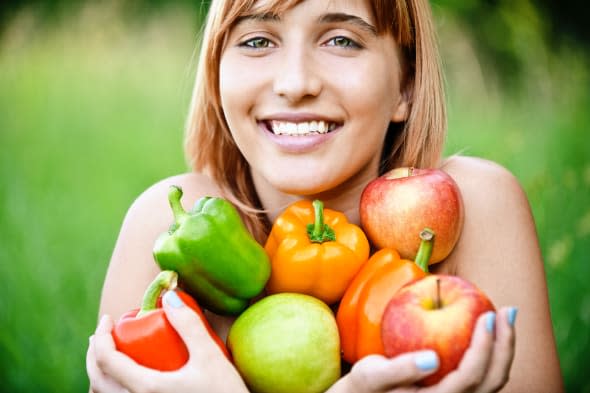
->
[326, 36, 361, 49]
[240, 37, 274, 49]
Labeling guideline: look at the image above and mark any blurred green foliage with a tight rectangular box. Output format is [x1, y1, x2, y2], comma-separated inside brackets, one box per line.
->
[0, 1, 588, 392]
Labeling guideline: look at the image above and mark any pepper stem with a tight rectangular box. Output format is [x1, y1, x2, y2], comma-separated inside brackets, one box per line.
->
[168, 185, 187, 228]
[307, 200, 336, 243]
[137, 270, 178, 317]
[414, 228, 435, 273]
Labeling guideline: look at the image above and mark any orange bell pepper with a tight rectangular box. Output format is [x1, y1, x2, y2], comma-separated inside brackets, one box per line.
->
[336, 229, 434, 364]
[264, 200, 370, 305]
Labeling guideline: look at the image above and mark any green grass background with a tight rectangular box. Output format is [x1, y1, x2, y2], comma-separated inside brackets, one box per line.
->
[0, 2, 588, 392]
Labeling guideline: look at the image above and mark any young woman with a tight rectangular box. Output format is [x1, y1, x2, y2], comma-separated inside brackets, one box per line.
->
[86, 0, 563, 392]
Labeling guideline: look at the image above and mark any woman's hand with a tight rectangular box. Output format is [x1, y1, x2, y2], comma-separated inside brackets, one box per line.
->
[86, 291, 248, 393]
[329, 307, 516, 393]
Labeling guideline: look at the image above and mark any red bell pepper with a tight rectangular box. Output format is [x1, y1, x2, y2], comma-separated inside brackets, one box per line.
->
[112, 270, 229, 371]
[336, 229, 434, 364]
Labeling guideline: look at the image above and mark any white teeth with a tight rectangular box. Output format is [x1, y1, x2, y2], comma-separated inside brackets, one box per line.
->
[297, 123, 309, 134]
[269, 120, 337, 135]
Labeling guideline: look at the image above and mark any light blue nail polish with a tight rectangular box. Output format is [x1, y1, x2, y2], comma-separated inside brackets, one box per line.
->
[164, 291, 184, 308]
[486, 312, 496, 333]
[415, 351, 439, 371]
[508, 307, 518, 327]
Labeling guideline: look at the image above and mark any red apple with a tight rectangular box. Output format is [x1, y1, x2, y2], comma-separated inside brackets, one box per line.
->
[360, 167, 464, 264]
[381, 274, 495, 386]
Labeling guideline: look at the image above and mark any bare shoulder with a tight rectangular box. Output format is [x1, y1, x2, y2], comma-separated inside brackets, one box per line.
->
[438, 155, 538, 281]
[98, 172, 222, 320]
[130, 172, 223, 215]
[441, 155, 527, 204]
[117, 172, 223, 249]
[441, 156, 533, 249]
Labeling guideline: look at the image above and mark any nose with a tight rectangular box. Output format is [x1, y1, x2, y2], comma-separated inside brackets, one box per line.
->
[273, 46, 322, 102]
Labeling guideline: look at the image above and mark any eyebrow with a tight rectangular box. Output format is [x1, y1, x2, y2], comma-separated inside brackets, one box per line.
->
[235, 12, 280, 25]
[318, 13, 377, 36]
[234, 12, 377, 36]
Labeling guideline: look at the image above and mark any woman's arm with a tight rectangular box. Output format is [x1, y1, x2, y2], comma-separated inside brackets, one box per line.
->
[443, 156, 563, 392]
[327, 306, 516, 393]
[87, 173, 247, 392]
[326, 156, 560, 393]
[88, 290, 248, 393]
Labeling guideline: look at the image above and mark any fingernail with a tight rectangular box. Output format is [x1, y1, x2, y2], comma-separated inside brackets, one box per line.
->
[507, 307, 518, 327]
[486, 312, 496, 333]
[414, 351, 439, 371]
[164, 290, 184, 308]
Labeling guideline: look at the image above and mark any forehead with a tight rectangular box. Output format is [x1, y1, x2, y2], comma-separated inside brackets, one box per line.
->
[244, 0, 373, 18]
[219, 0, 399, 39]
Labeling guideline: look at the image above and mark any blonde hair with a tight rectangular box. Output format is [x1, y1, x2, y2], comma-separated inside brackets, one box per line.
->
[184, 0, 446, 241]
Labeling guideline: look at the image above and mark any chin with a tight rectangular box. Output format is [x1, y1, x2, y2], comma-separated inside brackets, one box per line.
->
[252, 153, 371, 200]
[276, 181, 334, 197]
[268, 173, 342, 197]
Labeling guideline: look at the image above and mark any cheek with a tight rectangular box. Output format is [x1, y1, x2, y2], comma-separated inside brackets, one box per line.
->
[219, 57, 243, 121]
[219, 54, 272, 165]
[358, 65, 399, 114]
[219, 54, 266, 122]
[330, 62, 400, 126]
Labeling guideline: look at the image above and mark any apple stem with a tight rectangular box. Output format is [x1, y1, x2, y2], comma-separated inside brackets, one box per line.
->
[414, 228, 435, 273]
[307, 200, 336, 243]
[435, 278, 442, 309]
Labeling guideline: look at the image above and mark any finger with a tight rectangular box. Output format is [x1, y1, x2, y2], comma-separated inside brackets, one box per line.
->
[86, 336, 103, 391]
[349, 351, 439, 392]
[95, 314, 114, 334]
[475, 307, 517, 393]
[87, 334, 128, 393]
[93, 315, 162, 392]
[162, 290, 226, 361]
[423, 311, 496, 393]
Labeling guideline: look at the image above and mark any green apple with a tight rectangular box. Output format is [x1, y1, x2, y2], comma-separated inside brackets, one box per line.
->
[227, 293, 341, 393]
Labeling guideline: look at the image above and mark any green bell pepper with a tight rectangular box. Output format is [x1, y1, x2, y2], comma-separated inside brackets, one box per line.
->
[153, 185, 271, 315]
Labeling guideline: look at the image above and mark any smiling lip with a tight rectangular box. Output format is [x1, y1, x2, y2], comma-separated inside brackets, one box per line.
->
[261, 112, 341, 123]
[257, 120, 341, 154]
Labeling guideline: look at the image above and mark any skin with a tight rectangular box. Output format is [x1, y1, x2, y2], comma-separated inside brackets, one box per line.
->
[219, 0, 408, 200]
[86, 0, 564, 392]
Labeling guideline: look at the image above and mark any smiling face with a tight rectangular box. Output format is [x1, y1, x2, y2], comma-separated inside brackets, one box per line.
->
[219, 0, 408, 201]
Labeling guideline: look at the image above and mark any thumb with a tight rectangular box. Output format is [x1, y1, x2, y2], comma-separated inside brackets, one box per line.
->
[95, 314, 115, 334]
[162, 290, 228, 361]
[350, 351, 439, 391]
